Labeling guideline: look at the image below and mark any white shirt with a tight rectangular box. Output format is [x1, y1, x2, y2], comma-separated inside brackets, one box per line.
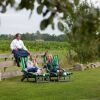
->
[10, 39, 27, 50]
[26, 60, 33, 69]
[37, 68, 43, 75]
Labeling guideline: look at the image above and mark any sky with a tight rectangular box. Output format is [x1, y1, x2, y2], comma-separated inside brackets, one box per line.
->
[0, 0, 100, 35]
[0, 8, 62, 35]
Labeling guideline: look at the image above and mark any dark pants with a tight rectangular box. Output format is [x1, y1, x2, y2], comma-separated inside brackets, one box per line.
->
[50, 68, 57, 73]
[28, 67, 38, 72]
[14, 56, 21, 67]
[12, 49, 29, 67]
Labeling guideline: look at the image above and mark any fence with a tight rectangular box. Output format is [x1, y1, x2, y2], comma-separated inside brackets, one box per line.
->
[0, 53, 44, 81]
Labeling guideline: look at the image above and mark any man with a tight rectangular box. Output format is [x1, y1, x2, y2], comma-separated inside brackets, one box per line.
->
[10, 33, 30, 67]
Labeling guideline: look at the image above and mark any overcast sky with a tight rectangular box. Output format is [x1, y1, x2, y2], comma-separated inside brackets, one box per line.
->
[0, 0, 100, 35]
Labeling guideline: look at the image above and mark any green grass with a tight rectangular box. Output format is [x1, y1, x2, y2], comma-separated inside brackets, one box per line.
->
[0, 68, 100, 100]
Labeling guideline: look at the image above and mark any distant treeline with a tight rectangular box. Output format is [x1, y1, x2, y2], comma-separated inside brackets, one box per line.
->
[0, 32, 66, 42]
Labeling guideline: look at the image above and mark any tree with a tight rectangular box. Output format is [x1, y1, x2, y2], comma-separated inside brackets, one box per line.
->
[0, 32, 66, 42]
[0, 0, 81, 30]
[64, 1, 100, 63]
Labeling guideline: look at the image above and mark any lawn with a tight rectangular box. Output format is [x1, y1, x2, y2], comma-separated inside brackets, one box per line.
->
[0, 68, 100, 100]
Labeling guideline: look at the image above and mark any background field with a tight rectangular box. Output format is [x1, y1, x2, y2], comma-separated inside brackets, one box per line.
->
[0, 40, 68, 53]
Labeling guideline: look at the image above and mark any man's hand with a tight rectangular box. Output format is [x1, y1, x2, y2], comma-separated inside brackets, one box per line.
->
[15, 48, 18, 51]
[27, 51, 31, 55]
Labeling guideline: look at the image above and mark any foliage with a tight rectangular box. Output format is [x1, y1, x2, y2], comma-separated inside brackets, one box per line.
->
[0, 0, 81, 30]
[0, 32, 66, 42]
[63, 1, 100, 63]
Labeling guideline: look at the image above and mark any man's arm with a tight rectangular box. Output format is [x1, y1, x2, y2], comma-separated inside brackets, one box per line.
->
[21, 41, 28, 51]
[21, 41, 31, 55]
[10, 40, 18, 51]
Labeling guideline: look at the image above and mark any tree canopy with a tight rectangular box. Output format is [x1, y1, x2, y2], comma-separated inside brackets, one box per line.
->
[0, 0, 86, 30]
[0, 0, 100, 31]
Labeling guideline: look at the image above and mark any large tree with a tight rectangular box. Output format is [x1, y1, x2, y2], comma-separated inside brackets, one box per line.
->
[64, 2, 100, 63]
